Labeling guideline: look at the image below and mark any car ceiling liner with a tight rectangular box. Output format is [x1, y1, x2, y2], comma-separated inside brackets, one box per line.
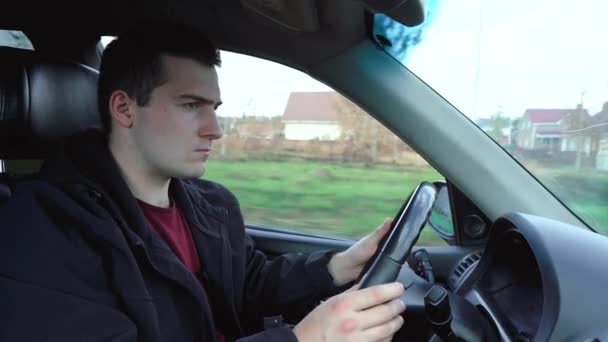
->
[240, 0, 425, 32]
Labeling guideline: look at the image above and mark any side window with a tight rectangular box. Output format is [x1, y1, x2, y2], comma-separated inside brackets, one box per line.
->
[0, 30, 33, 172]
[101, 36, 116, 47]
[0, 30, 33, 50]
[205, 52, 451, 245]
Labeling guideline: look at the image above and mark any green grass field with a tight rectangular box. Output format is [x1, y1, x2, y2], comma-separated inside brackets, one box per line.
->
[203, 159, 608, 245]
[529, 166, 608, 235]
[204, 159, 447, 245]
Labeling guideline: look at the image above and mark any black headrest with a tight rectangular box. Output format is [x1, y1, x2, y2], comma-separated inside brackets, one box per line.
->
[0, 47, 100, 159]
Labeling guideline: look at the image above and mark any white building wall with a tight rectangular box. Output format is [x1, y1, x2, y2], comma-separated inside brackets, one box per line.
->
[284, 122, 341, 141]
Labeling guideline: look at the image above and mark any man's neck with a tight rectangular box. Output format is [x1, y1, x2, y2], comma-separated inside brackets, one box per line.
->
[109, 135, 172, 208]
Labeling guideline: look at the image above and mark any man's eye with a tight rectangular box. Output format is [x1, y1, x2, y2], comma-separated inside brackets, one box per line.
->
[182, 102, 201, 110]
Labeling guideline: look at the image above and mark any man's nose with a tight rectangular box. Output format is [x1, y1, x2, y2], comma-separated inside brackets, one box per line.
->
[199, 112, 223, 140]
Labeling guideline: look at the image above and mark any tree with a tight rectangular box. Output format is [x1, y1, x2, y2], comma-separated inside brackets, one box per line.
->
[589, 102, 608, 166]
[487, 108, 511, 140]
[561, 104, 591, 169]
[332, 95, 405, 164]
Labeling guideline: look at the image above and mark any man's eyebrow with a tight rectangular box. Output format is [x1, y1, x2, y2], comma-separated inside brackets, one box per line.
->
[178, 94, 223, 109]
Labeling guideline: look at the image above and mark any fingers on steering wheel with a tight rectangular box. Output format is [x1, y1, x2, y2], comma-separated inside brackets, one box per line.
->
[357, 298, 406, 330]
[349, 282, 404, 311]
[377, 218, 391, 236]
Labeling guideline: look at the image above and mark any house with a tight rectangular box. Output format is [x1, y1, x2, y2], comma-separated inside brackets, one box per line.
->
[516, 108, 577, 153]
[282, 92, 341, 141]
[516, 109, 568, 152]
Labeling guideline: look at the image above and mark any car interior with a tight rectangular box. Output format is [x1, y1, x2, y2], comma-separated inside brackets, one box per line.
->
[1, 0, 608, 341]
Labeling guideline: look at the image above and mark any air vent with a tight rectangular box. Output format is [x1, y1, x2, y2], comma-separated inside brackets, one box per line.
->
[448, 251, 482, 290]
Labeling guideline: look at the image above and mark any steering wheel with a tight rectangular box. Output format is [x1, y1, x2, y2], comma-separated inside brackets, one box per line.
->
[356, 182, 490, 341]
[358, 182, 437, 289]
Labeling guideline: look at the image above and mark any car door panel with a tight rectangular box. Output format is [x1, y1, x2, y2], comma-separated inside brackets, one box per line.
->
[247, 225, 478, 285]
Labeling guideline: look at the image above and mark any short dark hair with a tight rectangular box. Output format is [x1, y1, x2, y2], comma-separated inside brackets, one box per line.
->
[97, 22, 221, 135]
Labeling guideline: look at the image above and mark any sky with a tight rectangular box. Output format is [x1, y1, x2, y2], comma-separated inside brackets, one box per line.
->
[405, 0, 608, 119]
[101, 0, 608, 120]
[214, 53, 330, 119]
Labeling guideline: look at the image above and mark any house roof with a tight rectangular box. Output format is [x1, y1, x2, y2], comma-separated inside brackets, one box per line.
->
[523, 109, 571, 123]
[282, 91, 340, 122]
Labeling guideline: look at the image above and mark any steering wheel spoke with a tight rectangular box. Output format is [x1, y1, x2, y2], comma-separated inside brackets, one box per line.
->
[359, 182, 437, 288]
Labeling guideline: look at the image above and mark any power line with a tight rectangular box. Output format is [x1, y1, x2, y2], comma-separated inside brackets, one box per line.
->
[472, 0, 484, 118]
[561, 122, 608, 134]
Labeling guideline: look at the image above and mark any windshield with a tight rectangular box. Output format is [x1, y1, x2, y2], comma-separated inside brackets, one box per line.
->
[373, 0, 608, 236]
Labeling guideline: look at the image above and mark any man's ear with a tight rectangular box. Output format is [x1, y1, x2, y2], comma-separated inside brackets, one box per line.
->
[109, 90, 136, 128]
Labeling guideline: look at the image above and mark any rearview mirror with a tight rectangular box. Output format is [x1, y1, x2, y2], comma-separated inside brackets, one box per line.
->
[428, 181, 455, 237]
[360, 0, 426, 27]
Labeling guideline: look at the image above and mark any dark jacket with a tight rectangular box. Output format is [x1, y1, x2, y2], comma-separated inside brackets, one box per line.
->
[0, 131, 344, 341]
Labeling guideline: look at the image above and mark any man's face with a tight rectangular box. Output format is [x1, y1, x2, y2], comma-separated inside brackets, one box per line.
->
[130, 55, 223, 179]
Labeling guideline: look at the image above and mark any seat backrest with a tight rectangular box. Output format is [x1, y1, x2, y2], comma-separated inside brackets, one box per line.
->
[0, 47, 101, 200]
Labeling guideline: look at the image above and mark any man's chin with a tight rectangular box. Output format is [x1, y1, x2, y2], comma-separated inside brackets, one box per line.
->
[172, 165, 206, 179]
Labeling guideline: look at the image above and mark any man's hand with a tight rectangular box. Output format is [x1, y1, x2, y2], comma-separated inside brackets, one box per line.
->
[328, 219, 392, 286]
[293, 282, 405, 342]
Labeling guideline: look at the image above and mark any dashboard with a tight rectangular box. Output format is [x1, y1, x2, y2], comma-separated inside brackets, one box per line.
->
[464, 229, 543, 340]
[456, 212, 608, 341]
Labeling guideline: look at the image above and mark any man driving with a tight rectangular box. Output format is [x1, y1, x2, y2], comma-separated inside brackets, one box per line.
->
[0, 22, 406, 341]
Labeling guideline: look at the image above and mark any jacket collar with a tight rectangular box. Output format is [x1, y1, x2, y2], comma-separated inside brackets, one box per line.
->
[41, 129, 224, 238]
[41, 130, 152, 244]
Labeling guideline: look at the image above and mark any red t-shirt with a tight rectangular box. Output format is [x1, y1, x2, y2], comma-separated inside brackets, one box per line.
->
[138, 199, 224, 342]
